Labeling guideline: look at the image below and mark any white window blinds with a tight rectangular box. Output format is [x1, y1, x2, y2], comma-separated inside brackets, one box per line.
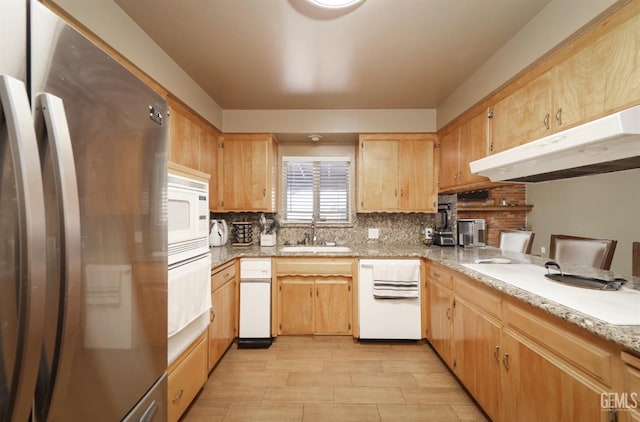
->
[282, 156, 351, 223]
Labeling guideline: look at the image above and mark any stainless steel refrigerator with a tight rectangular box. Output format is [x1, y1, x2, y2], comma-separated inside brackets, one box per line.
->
[1, 0, 168, 420]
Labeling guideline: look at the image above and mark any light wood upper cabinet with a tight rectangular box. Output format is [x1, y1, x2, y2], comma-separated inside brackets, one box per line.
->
[489, 5, 640, 155]
[220, 134, 277, 212]
[490, 70, 554, 154]
[438, 110, 490, 192]
[358, 134, 437, 212]
[168, 98, 221, 210]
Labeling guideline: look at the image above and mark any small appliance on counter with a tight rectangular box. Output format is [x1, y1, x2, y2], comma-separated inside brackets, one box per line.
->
[434, 203, 456, 246]
[209, 219, 228, 247]
[458, 218, 486, 247]
[259, 213, 278, 246]
[232, 222, 254, 246]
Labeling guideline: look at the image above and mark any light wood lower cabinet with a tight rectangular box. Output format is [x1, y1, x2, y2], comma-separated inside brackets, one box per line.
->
[621, 352, 640, 421]
[278, 276, 352, 335]
[208, 261, 237, 371]
[275, 258, 354, 336]
[278, 277, 315, 334]
[167, 332, 207, 422]
[425, 260, 626, 421]
[426, 275, 454, 367]
[501, 329, 610, 422]
[453, 298, 502, 422]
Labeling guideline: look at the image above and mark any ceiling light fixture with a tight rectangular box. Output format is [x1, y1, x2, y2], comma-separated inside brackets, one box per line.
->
[307, 0, 364, 9]
[308, 134, 323, 142]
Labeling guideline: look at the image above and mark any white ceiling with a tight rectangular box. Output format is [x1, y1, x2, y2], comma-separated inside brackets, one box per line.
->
[113, 0, 553, 111]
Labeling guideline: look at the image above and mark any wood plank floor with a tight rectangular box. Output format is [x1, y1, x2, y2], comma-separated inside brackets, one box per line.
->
[182, 336, 489, 422]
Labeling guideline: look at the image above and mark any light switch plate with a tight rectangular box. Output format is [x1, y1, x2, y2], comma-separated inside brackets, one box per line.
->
[368, 228, 379, 239]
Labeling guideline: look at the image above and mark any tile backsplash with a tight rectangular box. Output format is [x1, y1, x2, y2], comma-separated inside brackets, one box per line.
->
[211, 212, 436, 246]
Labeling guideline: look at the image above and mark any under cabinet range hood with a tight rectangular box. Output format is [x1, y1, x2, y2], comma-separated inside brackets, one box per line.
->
[470, 105, 640, 183]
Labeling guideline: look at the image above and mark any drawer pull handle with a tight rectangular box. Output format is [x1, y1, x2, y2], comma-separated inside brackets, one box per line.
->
[210, 308, 215, 322]
[493, 346, 500, 363]
[543, 113, 550, 129]
[445, 308, 451, 320]
[224, 272, 230, 279]
[172, 388, 184, 403]
[502, 353, 510, 370]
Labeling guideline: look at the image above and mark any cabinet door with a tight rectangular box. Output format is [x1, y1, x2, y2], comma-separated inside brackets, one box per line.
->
[278, 277, 314, 335]
[398, 138, 437, 212]
[453, 299, 501, 422]
[458, 111, 489, 186]
[491, 70, 554, 154]
[427, 280, 454, 367]
[169, 105, 199, 169]
[199, 128, 219, 211]
[221, 136, 270, 211]
[501, 330, 610, 422]
[438, 128, 460, 191]
[358, 138, 399, 211]
[315, 277, 352, 335]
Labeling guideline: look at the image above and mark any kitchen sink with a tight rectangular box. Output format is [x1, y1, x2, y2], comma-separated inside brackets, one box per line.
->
[280, 246, 352, 253]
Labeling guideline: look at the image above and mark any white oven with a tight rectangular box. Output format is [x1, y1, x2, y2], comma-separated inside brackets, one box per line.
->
[168, 173, 209, 265]
[167, 251, 212, 363]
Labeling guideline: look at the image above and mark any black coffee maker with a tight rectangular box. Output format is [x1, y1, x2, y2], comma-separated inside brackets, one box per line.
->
[434, 203, 456, 246]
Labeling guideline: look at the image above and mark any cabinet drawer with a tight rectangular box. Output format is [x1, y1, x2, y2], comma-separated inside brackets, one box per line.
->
[427, 262, 453, 289]
[167, 335, 207, 422]
[503, 302, 613, 387]
[454, 275, 501, 319]
[211, 261, 236, 291]
[276, 258, 353, 276]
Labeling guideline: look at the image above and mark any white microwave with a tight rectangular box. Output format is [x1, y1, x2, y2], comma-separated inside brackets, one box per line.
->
[167, 173, 209, 264]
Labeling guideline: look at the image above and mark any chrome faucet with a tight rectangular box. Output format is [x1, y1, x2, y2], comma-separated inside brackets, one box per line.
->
[310, 215, 317, 245]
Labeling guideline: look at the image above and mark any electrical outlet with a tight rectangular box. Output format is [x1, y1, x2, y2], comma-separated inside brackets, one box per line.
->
[540, 246, 546, 257]
[368, 228, 379, 239]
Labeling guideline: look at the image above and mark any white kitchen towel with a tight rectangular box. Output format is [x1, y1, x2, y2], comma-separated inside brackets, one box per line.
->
[372, 261, 419, 282]
[168, 259, 212, 338]
[372, 261, 419, 299]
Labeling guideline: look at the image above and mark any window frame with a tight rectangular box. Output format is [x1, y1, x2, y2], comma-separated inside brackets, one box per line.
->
[281, 155, 352, 226]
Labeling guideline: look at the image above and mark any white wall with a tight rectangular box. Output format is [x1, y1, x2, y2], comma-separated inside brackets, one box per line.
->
[527, 169, 640, 277]
[436, 0, 619, 129]
[51, 0, 223, 128]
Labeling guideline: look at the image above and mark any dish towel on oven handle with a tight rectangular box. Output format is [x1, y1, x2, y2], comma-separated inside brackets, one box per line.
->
[372, 261, 420, 299]
[168, 262, 212, 338]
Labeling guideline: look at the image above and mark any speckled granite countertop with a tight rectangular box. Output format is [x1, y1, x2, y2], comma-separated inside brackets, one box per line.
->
[209, 243, 640, 354]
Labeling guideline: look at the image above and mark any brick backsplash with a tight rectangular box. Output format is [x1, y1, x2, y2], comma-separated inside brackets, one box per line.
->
[456, 184, 529, 247]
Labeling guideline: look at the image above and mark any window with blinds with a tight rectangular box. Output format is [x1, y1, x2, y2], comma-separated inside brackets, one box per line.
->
[282, 156, 351, 224]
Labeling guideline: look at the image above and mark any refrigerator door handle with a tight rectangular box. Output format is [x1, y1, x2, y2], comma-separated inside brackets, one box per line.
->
[34, 93, 82, 420]
[0, 75, 47, 421]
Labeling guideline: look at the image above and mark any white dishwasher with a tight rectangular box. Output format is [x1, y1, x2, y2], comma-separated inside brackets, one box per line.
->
[358, 259, 422, 340]
[238, 258, 273, 348]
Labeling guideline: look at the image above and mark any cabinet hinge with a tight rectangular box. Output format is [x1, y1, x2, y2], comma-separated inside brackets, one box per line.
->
[279, 285, 281, 291]
[218, 142, 224, 148]
[348, 285, 351, 292]
[279, 323, 282, 330]
[453, 299, 456, 308]
[435, 142, 441, 148]
[361, 141, 364, 148]
[487, 108, 494, 119]
[489, 142, 493, 153]
[348, 323, 351, 330]
[607, 408, 618, 422]
[453, 358, 457, 369]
